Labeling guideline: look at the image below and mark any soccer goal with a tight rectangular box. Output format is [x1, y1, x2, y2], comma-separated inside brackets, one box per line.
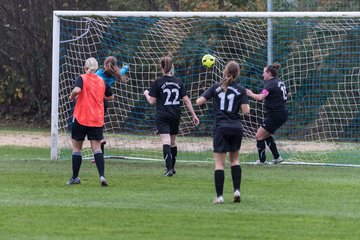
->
[52, 11, 360, 166]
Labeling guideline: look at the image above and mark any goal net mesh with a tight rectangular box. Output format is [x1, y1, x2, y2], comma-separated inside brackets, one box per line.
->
[55, 14, 360, 165]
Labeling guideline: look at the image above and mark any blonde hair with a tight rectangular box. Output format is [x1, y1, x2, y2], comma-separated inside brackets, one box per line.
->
[84, 57, 98, 74]
[220, 61, 240, 92]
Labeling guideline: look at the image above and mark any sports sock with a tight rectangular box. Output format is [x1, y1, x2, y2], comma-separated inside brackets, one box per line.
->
[72, 152, 82, 178]
[214, 170, 224, 197]
[265, 136, 280, 159]
[231, 165, 242, 191]
[94, 151, 105, 177]
[171, 146, 177, 170]
[163, 144, 172, 171]
[257, 140, 266, 162]
[101, 142, 105, 155]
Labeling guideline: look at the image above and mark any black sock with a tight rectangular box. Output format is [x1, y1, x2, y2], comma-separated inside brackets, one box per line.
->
[231, 165, 241, 191]
[265, 136, 279, 159]
[257, 140, 266, 162]
[101, 142, 105, 155]
[72, 152, 82, 179]
[214, 170, 224, 197]
[163, 144, 172, 171]
[94, 151, 105, 177]
[171, 146, 177, 170]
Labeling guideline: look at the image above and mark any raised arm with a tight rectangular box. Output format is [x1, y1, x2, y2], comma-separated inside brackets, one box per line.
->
[144, 89, 157, 105]
[246, 89, 267, 101]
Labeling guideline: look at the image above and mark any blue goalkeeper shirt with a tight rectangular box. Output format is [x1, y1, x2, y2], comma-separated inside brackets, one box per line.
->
[96, 69, 116, 86]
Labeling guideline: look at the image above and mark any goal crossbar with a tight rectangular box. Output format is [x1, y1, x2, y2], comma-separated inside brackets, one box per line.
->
[52, 11, 360, 167]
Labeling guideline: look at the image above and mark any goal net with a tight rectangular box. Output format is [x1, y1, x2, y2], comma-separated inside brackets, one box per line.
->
[52, 11, 360, 166]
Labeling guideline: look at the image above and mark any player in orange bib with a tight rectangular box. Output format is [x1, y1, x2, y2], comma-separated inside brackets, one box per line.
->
[66, 57, 114, 187]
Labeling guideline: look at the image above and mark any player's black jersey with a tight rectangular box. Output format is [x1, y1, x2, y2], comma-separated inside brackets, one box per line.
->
[202, 82, 248, 134]
[149, 75, 187, 121]
[263, 78, 288, 113]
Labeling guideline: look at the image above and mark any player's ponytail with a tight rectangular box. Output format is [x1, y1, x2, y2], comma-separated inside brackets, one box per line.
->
[104, 56, 125, 83]
[220, 61, 240, 92]
[84, 57, 98, 74]
[266, 62, 280, 78]
[160, 56, 173, 75]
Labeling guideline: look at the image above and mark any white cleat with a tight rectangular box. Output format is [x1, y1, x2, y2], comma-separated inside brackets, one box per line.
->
[272, 156, 284, 164]
[213, 196, 224, 204]
[233, 190, 241, 203]
[254, 160, 268, 165]
[99, 176, 108, 187]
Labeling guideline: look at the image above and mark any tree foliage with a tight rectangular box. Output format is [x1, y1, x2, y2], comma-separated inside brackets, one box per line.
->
[0, 0, 359, 127]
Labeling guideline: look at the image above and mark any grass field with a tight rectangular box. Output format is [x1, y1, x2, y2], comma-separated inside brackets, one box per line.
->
[0, 146, 360, 240]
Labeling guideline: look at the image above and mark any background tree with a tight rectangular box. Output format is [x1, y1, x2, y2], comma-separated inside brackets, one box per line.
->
[0, 0, 359, 128]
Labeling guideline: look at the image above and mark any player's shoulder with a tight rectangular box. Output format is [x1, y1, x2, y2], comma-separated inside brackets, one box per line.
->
[230, 82, 246, 92]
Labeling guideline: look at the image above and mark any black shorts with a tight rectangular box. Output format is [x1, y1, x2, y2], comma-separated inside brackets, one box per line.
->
[71, 118, 104, 141]
[213, 131, 242, 153]
[156, 118, 180, 135]
[262, 111, 288, 134]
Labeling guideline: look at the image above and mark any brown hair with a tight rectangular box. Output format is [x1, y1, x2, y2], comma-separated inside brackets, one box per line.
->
[266, 62, 280, 78]
[220, 61, 240, 92]
[160, 56, 173, 74]
[104, 56, 125, 83]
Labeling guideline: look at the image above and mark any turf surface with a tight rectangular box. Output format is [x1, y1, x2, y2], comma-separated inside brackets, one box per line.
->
[0, 154, 360, 240]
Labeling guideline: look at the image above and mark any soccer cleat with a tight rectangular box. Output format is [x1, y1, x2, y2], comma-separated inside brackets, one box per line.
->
[233, 190, 241, 203]
[213, 196, 224, 204]
[164, 169, 173, 177]
[66, 177, 81, 185]
[99, 176, 108, 187]
[272, 156, 284, 164]
[254, 160, 268, 165]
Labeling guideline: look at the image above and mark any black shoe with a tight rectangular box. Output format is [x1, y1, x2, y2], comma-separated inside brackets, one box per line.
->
[172, 169, 176, 175]
[164, 169, 173, 177]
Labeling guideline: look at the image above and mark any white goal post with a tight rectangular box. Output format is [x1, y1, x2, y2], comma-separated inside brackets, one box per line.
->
[52, 11, 360, 166]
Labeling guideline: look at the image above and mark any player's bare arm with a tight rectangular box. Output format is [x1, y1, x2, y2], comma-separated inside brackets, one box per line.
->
[196, 96, 206, 106]
[105, 95, 114, 101]
[69, 87, 81, 101]
[241, 103, 250, 115]
[183, 96, 200, 126]
[144, 89, 156, 105]
[246, 89, 266, 101]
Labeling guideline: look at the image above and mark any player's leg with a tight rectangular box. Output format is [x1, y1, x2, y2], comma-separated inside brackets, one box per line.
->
[67, 119, 85, 185]
[265, 135, 280, 158]
[89, 127, 108, 186]
[214, 152, 226, 204]
[68, 139, 84, 185]
[264, 114, 288, 164]
[255, 127, 271, 164]
[213, 131, 227, 203]
[229, 151, 241, 203]
[160, 133, 173, 176]
[170, 135, 177, 174]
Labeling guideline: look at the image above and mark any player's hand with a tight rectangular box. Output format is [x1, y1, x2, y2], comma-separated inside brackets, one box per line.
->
[144, 89, 149, 95]
[192, 116, 200, 126]
[246, 89, 253, 97]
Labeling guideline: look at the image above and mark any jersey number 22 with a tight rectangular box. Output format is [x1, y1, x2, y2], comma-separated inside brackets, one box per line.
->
[163, 88, 180, 105]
